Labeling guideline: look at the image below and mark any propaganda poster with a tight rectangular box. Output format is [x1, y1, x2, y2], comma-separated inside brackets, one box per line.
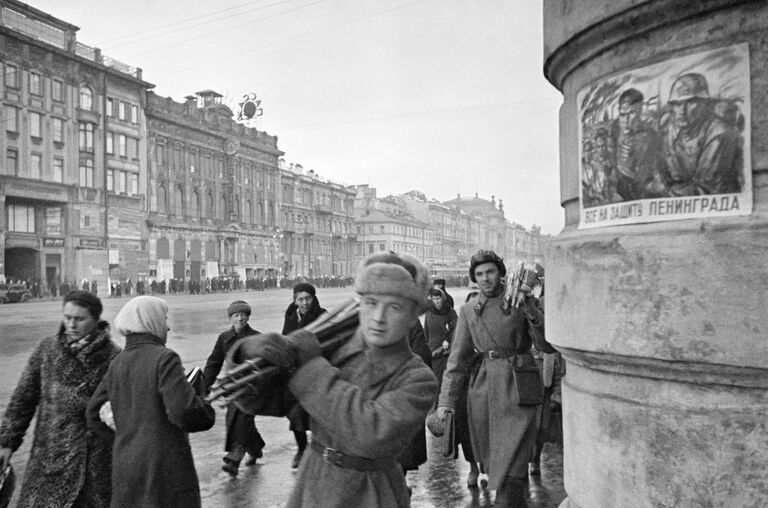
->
[578, 43, 751, 228]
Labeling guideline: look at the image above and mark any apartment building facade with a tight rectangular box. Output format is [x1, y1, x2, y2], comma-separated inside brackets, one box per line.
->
[0, 0, 151, 291]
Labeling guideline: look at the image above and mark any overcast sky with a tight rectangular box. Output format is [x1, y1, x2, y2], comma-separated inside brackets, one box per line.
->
[32, 0, 565, 234]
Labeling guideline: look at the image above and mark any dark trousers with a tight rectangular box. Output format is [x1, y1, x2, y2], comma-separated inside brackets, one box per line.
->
[224, 405, 265, 464]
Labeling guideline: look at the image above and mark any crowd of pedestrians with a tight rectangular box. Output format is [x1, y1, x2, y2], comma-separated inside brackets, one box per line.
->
[0, 250, 562, 507]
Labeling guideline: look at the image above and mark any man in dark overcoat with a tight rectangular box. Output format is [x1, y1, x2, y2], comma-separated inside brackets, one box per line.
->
[281, 283, 326, 468]
[436, 250, 555, 507]
[204, 300, 266, 475]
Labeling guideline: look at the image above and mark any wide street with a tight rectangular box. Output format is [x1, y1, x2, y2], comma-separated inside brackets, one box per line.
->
[0, 287, 565, 507]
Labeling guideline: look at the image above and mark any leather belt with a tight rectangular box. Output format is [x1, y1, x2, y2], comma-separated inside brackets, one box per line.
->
[310, 440, 392, 471]
[478, 350, 531, 360]
[479, 349, 513, 360]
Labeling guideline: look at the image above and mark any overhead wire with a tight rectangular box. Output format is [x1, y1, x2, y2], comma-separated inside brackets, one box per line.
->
[102, 0, 306, 51]
[124, 0, 329, 58]
[150, 0, 430, 78]
[276, 98, 560, 130]
[95, 0, 275, 47]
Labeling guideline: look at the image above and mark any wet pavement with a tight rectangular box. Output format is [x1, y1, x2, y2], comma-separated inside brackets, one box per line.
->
[0, 288, 565, 507]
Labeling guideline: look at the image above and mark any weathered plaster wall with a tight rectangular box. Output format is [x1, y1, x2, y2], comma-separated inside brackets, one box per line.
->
[543, 1, 768, 506]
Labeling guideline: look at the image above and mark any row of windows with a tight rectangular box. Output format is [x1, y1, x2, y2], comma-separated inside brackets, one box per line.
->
[3, 149, 136, 192]
[282, 185, 353, 211]
[106, 98, 139, 124]
[281, 213, 350, 234]
[5, 149, 64, 182]
[5, 106, 98, 152]
[358, 224, 430, 238]
[106, 132, 140, 159]
[3, 63, 98, 110]
[155, 143, 276, 188]
[155, 185, 276, 226]
[106, 169, 139, 195]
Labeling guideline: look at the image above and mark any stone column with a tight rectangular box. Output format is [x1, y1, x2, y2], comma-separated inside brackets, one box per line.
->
[543, 1, 768, 507]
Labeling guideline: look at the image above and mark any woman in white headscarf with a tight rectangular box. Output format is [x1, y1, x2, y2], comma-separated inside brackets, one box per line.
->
[87, 296, 215, 508]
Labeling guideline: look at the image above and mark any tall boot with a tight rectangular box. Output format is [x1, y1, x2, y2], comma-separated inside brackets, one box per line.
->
[292, 431, 307, 469]
[493, 477, 528, 507]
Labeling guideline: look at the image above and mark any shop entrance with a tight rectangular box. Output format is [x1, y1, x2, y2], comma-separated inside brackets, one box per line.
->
[5, 247, 39, 282]
[46, 254, 61, 287]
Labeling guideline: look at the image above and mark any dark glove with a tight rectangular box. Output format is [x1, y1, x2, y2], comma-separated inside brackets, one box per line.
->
[286, 329, 321, 366]
[522, 294, 543, 324]
[232, 333, 296, 370]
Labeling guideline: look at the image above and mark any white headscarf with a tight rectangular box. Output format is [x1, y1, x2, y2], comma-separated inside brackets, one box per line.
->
[115, 295, 169, 341]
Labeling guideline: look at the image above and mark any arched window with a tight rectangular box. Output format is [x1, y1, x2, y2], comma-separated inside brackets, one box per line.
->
[79, 85, 93, 111]
[175, 186, 184, 216]
[234, 196, 240, 222]
[206, 192, 214, 219]
[220, 194, 228, 221]
[268, 203, 274, 226]
[246, 200, 253, 225]
[191, 190, 200, 219]
[157, 184, 167, 213]
[257, 201, 263, 225]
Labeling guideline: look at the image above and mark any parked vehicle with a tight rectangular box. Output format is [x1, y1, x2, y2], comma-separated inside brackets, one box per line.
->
[0, 283, 31, 303]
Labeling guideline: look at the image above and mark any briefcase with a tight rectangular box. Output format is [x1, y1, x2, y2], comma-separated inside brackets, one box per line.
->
[0, 464, 15, 508]
[186, 367, 206, 396]
[441, 409, 455, 458]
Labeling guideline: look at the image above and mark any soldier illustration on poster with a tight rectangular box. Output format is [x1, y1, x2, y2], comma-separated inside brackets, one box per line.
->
[578, 43, 752, 228]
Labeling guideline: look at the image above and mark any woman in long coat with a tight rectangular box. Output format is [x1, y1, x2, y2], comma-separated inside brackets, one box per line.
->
[396, 320, 431, 476]
[425, 288, 481, 487]
[0, 291, 120, 507]
[87, 296, 215, 508]
[423, 288, 457, 388]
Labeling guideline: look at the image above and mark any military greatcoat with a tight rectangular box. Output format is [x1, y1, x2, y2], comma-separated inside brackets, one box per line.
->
[438, 288, 552, 489]
[286, 328, 438, 508]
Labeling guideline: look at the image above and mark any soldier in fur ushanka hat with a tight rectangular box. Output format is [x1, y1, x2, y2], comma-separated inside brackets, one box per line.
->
[253, 251, 439, 507]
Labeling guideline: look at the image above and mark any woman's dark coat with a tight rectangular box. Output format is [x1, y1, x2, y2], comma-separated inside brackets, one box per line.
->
[423, 303, 458, 390]
[204, 324, 265, 454]
[0, 324, 119, 507]
[87, 333, 215, 508]
[281, 299, 326, 335]
[397, 320, 432, 472]
[281, 298, 326, 432]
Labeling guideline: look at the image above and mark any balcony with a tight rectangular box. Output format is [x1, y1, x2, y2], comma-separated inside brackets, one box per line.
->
[314, 204, 332, 214]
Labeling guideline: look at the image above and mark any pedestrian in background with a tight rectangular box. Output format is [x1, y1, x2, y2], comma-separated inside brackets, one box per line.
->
[87, 295, 215, 508]
[426, 287, 482, 487]
[0, 290, 120, 507]
[204, 300, 265, 476]
[281, 283, 326, 469]
[424, 288, 457, 387]
[397, 319, 432, 488]
[432, 278, 454, 308]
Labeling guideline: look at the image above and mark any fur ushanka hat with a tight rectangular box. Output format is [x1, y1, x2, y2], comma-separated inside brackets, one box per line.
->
[354, 252, 432, 313]
[468, 249, 507, 283]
